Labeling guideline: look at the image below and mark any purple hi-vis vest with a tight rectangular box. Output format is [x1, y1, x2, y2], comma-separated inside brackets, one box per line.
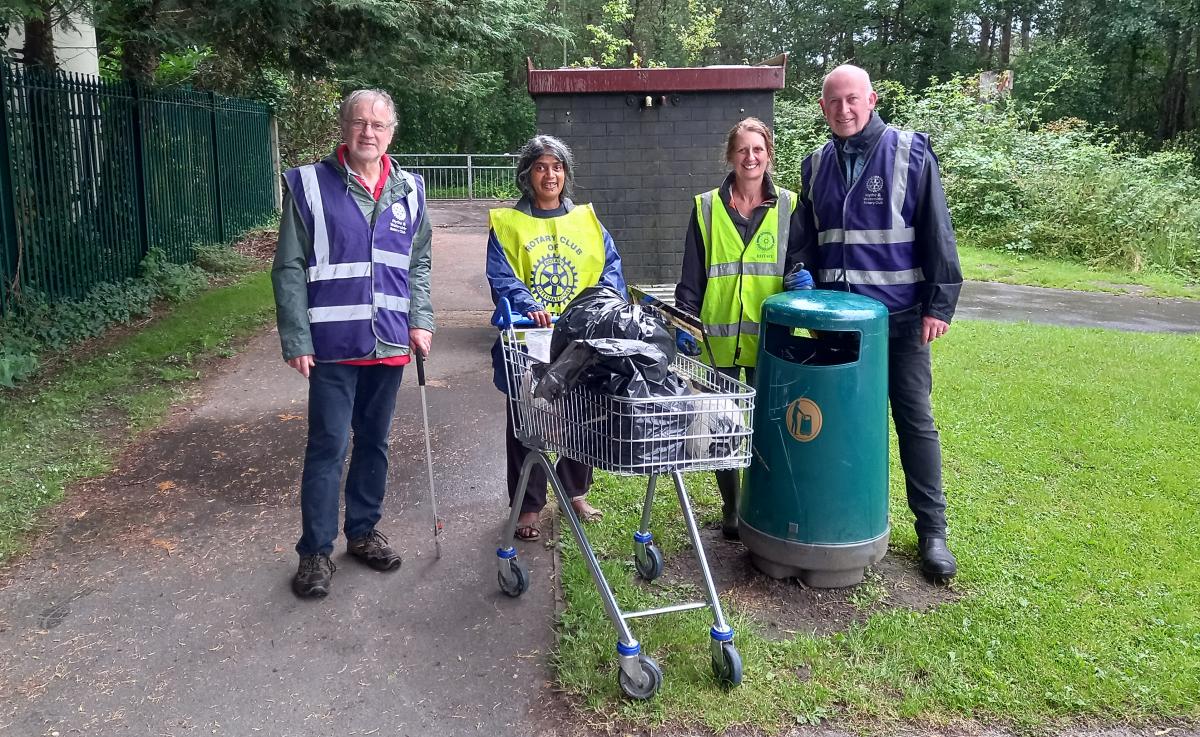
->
[283, 161, 425, 361]
[802, 127, 928, 312]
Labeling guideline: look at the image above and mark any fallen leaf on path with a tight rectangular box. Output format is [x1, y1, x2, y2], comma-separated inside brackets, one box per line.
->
[157, 481, 176, 492]
[278, 413, 303, 421]
[152, 538, 177, 555]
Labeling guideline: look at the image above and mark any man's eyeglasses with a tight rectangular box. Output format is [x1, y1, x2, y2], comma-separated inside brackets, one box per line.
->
[347, 119, 393, 133]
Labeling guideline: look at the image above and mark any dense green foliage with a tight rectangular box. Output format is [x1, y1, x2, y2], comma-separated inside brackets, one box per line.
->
[772, 77, 1200, 281]
[0, 243, 261, 389]
[555, 321, 1200, 728]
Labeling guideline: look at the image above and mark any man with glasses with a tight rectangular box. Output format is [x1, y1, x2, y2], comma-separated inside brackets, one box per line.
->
[273, 89, 435, 598]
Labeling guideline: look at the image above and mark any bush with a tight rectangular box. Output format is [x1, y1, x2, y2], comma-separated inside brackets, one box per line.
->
[194, 243, 257, 274]
[0, 247, 222, 389]
[140, 248, 210, 303]
[775, 75, 1200, 281]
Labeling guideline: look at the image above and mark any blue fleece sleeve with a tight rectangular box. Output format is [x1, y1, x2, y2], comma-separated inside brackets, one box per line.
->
[486, 228, 542, 326]
[598, 225, 628, 298]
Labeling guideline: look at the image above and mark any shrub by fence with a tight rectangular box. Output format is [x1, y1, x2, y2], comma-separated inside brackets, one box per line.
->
[0, 63, 278, 316]
[774, 76, 1200, 282]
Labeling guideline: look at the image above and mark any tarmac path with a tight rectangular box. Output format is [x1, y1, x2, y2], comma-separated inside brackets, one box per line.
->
[0, 199, 1196, 737]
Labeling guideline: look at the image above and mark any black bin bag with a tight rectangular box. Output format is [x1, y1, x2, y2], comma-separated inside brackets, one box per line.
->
[533, 289, 692, 471]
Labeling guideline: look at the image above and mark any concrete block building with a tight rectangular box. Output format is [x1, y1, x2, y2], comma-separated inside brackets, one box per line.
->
[528, 62, 787, 284]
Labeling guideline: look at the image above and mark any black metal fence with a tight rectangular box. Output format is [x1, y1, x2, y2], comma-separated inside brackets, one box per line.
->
[0, 63, 278, 315]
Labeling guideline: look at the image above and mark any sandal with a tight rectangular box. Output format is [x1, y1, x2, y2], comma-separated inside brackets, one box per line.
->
[515, 524, 541, 542]
[572, 498, 604, 523]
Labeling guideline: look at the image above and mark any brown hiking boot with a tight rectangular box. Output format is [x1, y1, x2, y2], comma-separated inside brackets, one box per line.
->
[347, 529, 402, 572]
[293, 554, 335, 598]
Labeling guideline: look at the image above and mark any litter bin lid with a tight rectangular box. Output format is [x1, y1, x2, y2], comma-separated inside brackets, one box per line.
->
[761, 290, 888, 331]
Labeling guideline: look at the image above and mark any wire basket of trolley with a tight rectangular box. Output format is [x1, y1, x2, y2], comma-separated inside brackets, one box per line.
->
[493, 289, 755, 699]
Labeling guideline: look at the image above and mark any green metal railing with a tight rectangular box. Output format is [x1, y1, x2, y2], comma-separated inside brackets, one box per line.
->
[0, 63, 278, 314]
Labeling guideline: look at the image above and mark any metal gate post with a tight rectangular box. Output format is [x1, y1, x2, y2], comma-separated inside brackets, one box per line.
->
[209, 91, 225, 242]
[0, 63, 18, 313]
[467, 153, 474, 200]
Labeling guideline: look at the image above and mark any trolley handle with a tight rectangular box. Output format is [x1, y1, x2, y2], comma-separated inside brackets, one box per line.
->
[495, 297, 557, 329]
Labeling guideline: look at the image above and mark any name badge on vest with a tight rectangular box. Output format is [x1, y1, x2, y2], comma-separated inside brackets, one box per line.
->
[863, 175, 885, 206]
[389, 201, 409, 233]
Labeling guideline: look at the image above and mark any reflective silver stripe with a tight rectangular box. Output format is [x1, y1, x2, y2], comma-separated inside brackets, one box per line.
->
[742, 261, 782, 277]
[375, 293, 411, 312]
[809, 148, 824, 231]
[307, 262, 371, 281]
[709, 261, 741, 278]
[374, 249, 410, 270]
[699, 190, 714, 249]
[776, 190, 791, 268]
[299, 165, 330, 267]
[402, 170, 421, 228]
[820, 267, 925, 285]
[308, 305, 372, 323]
[705, 321, 760, 338]
[891, 131, 914, 227]
[817, 227, 916, 245]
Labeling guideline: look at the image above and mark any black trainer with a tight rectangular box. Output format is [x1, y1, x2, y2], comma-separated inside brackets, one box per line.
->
[918, 537, 958, 582]
[348, 529, 402, 571]
[293, 554, 335, 598]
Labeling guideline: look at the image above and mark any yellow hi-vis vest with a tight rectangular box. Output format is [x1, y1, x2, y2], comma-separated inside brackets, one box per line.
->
[489, 205, 607, 314]
[696, 187, 796, 368]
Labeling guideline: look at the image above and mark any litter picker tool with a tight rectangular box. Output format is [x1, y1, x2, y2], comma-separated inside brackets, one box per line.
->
[628, 285, 716, 368]
[628, 285, 705, 340]
[414, 351, 443, 558]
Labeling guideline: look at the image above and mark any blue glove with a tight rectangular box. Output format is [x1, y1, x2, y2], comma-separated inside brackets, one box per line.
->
[784, 268, 814, 291]
[676, 330, 701, 357]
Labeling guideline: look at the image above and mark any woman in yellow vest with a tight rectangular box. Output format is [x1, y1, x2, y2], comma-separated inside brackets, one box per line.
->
[487, 135, 628, 542]
[674, 117, 813, 539]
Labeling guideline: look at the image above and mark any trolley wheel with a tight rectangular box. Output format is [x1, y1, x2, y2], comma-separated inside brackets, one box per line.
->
[712, 642, 743, 687]
[498, 559, 530, 598]
[635, 544, 664, 581]
[618, 654, 663, 700]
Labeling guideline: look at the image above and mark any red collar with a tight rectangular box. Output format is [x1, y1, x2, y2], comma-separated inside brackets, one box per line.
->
[337, 145, 390, 201]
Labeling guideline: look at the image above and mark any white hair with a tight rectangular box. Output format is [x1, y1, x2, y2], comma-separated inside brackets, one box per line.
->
[339, 89, 396, 127]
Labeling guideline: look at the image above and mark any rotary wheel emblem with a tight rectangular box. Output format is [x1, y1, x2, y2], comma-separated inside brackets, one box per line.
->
[531, 255, 578, 309]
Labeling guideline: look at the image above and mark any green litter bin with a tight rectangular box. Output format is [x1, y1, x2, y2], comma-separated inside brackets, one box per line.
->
[740, 290, 890, 588]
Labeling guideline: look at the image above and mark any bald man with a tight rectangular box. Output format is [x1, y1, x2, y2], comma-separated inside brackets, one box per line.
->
[790, 64, 963, 582]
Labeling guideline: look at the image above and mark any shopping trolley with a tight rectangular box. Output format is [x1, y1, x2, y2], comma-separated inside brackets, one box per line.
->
[493, 299, 755, 699]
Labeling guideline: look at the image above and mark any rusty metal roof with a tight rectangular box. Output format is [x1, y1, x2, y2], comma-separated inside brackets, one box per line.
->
[526, 58, 787, 95]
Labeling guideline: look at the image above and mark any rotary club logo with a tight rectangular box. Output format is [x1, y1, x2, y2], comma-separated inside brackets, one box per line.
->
[530, 255, 578, 309]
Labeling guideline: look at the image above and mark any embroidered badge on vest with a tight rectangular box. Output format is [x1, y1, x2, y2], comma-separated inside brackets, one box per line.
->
[755, 231, 776, 253]
[863, 175, 885, 206]
[389, 201, 408, 233]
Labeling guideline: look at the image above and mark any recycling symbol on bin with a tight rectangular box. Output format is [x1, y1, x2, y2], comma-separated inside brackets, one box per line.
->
[786, 397, 823, 442]
[530, 254, 579, 309]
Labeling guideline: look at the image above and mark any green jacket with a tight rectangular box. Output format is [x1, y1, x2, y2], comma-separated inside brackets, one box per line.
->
[271, 152, 435, 361]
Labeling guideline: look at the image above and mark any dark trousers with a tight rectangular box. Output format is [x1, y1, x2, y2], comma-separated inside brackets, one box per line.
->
[505, 403, 592, 515]
[888, 330, 948, 538]
[296, 362, 405, 556]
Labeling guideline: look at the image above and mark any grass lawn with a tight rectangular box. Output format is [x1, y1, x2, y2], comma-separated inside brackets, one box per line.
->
[959, 243, 1200, 299]
[551, 320, 1200, 731]
[0, 270, 276, 562]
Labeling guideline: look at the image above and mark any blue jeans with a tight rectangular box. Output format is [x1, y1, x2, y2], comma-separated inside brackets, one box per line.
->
[296, 362, 405, 556]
